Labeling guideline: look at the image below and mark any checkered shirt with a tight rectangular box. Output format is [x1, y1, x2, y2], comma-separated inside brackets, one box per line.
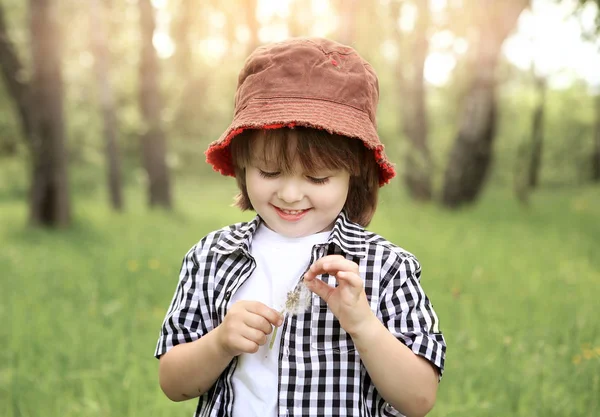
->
[155, 211, 446, 417]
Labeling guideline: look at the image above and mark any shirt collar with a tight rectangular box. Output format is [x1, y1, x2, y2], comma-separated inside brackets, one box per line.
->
[212, 216, 261, 256]
[212, 211, 367, 258]
[326, 211, 367, 258]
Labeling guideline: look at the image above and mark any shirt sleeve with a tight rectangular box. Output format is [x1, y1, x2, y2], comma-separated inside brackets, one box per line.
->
[154, 243, 214, 359]
[379, 254, 446, 379]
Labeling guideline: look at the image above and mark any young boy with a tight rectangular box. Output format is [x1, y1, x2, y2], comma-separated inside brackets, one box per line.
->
[155, 38, 446, 417]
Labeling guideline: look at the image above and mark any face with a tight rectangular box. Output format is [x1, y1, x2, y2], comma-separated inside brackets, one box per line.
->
[245, 134, 350, 238]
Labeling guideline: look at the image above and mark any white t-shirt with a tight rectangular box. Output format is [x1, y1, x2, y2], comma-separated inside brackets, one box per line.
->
[229, 224, 330, 417]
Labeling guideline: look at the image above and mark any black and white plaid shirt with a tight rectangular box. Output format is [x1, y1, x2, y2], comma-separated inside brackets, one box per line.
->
[155, 211, 446, 417]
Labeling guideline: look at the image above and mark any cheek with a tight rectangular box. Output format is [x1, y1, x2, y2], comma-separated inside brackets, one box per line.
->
[323, 179, 350, 208]
[244, 170, 259, 201]
[245, 170, 272, 203]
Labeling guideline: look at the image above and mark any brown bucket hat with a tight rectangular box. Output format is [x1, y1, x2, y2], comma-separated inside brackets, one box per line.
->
[205, 37, 396, 186]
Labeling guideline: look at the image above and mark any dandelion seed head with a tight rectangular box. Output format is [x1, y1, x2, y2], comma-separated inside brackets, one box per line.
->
[283, 281, 312, 315]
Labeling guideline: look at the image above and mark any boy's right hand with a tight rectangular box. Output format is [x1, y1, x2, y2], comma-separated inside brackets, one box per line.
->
[216, 301, 283, 357]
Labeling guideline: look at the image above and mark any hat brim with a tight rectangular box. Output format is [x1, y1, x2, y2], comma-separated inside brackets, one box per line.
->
[205, 97, 396, 186]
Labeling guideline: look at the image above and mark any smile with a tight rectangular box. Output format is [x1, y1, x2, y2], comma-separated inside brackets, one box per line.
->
[279, 209, 308, 215]
[272, 206, 312, 221]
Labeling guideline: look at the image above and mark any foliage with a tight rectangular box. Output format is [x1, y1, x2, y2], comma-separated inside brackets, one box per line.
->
[0, 1, 598, 414]
[0, 0, 598, 192]
[494, 80, 596, 186]
[1, 175, 599, 416]
[577, 0, 600, 37]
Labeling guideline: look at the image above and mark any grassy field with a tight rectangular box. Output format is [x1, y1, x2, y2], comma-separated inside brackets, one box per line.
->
[1, 175, 599, 417]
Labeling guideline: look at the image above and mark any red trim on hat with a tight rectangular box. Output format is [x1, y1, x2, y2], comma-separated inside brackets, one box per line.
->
[205, 122, 395, 186]
[373, 146, 396, 185]
[205, 123, 298, 177]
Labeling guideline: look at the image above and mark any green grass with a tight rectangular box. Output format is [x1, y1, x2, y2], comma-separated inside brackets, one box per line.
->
[1, 175, 599, 417]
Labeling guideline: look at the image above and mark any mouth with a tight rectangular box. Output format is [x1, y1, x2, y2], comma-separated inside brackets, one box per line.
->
[272, 205, 312, 221]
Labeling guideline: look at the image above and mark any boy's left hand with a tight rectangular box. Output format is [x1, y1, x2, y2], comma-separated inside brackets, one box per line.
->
[303, 255, 375, 336]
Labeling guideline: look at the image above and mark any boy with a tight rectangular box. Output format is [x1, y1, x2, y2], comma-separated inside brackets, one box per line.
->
[155, 38, 446, 417]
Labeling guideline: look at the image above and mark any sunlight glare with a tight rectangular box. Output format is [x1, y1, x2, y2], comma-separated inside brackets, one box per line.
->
[453, 38, 468, 55]
[311, 0, 330, 15]
[236, 26, 251, 44]
[380, 40, 399, 62]
[152, 0, 174, 59]
[503, 0, 600, 88]
[580, 1, 599, 32]
[424, 52, 456, 86]
[258, 24, 289, 44]
[209, 10, 226, 30]
[312, 20, 336, 38]
[199, 38, 228, 65]
[153, 32, 175, 59]
[429, 0, 447, 13]
[430, 30, 454, 50]
[151, 0, 168, 9]
[257, 0, 291, 24]
[399, 2, 417, 32]
[311, 0, 335, 37]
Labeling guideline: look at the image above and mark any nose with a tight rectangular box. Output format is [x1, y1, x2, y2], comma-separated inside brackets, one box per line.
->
[277, 177, 304, 204]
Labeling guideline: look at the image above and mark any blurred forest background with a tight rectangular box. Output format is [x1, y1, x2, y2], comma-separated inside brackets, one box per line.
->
[0, 0, 599, 416]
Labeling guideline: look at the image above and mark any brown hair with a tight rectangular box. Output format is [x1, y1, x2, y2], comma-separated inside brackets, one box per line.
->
[229, 127, 379, 226]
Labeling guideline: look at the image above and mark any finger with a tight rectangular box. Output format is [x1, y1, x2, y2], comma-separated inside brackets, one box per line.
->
[332, 270, 363, 288]
[307, 255, 359, 276]
[241, 327, 268, 347]
[304, 270, 363, 300]
[303, 276, 335, 302]
[218, 326, 259, 356]
[234, 336, 260, 354]
[243, 313, 275, 335]
[244, 301, 284, 326]
[304, 256, 359, 280]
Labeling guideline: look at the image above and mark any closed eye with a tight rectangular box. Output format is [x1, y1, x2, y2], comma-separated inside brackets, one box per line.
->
[258, 170, 280, 179]
[307, 176, 329, 185]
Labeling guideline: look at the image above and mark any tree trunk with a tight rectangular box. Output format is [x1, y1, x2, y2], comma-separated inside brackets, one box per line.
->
[513, 139, 530, 205]
[528, 75, 546, 188]
[391, 0, 432, 201]
[28, 0, 70, 227]
[288, 0, 308, 38]
[441, 0, 527, 208]
[592, 94, 600, 182]
[245, 0, 260, 55]
[172, 0, 193, 83]
[334, 0, 358, 46]
[441, 42, 498, 208]
[139, 0, 171, 209]
[0, 4, 33, 148]
[171, 0, 202, 136]
[90, 0, 123, 211]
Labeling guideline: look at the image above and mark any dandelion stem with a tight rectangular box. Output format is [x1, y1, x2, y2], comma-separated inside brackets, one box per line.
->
[269, 326, 278, 349]
[269, 309, 285, 350]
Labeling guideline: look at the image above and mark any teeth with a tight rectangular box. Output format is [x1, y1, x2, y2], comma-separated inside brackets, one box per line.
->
[281, 209, 305, 215]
